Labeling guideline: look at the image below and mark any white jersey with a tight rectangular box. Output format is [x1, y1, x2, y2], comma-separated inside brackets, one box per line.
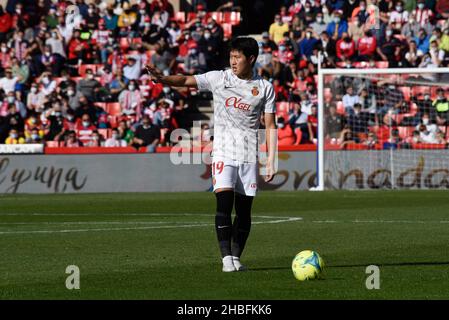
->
[194, 69, 276, 163]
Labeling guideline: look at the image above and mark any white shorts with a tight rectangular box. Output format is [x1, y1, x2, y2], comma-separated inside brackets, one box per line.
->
[212, 157, 258, 196]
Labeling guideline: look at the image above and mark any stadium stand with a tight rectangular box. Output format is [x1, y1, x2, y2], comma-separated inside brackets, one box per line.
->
[0, 0, 449, 151]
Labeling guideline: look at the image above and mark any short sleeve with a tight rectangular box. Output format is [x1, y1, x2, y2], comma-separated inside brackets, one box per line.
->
[264, 82, 276, 113]
[194, 70, 222, 92]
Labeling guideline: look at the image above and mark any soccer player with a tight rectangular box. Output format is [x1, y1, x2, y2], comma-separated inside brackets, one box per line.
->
[146, 37, 277, 272]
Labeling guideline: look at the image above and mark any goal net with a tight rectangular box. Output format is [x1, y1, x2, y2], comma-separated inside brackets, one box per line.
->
[317, 68, 449, 190]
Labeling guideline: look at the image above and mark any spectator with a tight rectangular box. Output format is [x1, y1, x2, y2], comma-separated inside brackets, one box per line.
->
[277, 116, 295, 146]
[325, 104, 345, 140]
[105, 128, 127, 147]
[347, 103, 369, 139]
[1, 91, 26, 118]
[377, 27, 404, 67]
[414, 28, 430, 56]
[64, 130, 83, 147]
[404, 40, 420, 67]
[0, 68, 17, 94]
[5, 128, 25, 144]
[336, 32, 356, 61]
[76, 114, 97, 145]
[117, 120, 135, 144]
[342, 86, 360, 114]
[310, 12, 327, 36]
[77, 68, 101, 102]
[299, 28, 318, 60]
[26, 128, 43, 144]
[131, 115, 160, 151]
[347, 16, 364, 43]
[357, 30, 377, 61]
[389, 1, 409, 30]
[27, 83, 46, 114]
[38, 72, 57, 96]
[118, 80, 142, 116]
[412, 0, 433, 27]
[150, 43, 175, 76]
[289, 103, 309, 143]
[269, 14, 289, 44]
[184, 42, 207, 74]
[432, 88, 449, 125]
[0, 6, 12, 43]
[85, 130, 104, 147]
[326, 10, 348, 41]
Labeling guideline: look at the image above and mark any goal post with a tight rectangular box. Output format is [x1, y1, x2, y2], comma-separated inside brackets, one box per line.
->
[316, 67, 449, 191]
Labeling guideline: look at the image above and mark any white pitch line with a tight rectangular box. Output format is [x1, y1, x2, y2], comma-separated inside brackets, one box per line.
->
[311, 220, 449, 224]
[0, 217, 302, 235]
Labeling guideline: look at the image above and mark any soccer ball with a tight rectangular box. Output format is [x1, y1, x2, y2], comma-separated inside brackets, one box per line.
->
[291, 250, 324, 281]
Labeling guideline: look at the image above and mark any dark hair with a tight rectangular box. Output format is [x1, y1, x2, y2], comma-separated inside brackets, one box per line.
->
[230, 37, 259, 66]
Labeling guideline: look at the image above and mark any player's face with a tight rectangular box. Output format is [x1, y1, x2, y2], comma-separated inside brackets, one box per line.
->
[229, 50, 253, 78]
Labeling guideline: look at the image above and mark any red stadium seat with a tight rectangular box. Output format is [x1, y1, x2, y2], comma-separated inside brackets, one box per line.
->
[398, 86, 411, 101]
[222, 23, 233, 38]
[375, 61, 389, 68]
[398, 126, 414, 139]
[106, 102, 122, 116]
[411, 86, 430, 98]
[223, 12, 241, 26]
[94, 102, 107, 111]
[78, 64, 98, 77]
[98, 129, 110, 139]
[119, 37, 130, 50]
[46, 141, 59, 147]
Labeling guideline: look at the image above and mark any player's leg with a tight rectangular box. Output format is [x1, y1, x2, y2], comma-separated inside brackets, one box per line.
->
[212, 158, 238, 272]
[232, 162, 257, 271]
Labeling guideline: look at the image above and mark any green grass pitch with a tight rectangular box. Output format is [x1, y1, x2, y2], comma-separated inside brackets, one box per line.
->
[1, 190, 449, 300]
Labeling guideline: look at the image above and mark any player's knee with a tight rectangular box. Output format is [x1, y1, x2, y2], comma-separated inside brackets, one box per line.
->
[215, 190, 234, 215]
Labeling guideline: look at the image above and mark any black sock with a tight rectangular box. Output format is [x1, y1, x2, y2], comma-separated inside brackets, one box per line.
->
[231, 192, 253, 258]
[215, 190, 234, 258]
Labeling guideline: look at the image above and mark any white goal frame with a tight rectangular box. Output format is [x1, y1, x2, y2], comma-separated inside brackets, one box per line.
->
[315, 67, 449, 191]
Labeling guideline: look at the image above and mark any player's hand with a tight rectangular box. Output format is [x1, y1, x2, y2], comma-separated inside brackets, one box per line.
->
[145, 65, 164, 83]
[264, 163, 275, 182]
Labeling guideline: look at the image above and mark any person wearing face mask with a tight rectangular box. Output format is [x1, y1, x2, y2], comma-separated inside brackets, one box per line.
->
[184, 42, 207, 75]
[310, 13, 327, 35]
[336, 33, 356, 62]
[41, 45, 57, 74]
[118, 81, 142, 115]
[92, 20, 111, 62]
[326, 10, 348, 41]
[27, 85, 46, 113]
[412, 0, 433, 28]
[269, 14, 289, 44]
[2, 90, 27, 119]
[104, 7, 118, 31]
[376, 28, 402, 66]
[414, 28, 430, 56]
[276, 117, 295, 146]
[357, 29, 377, 61]
[389, 1, 409, 30]
[131, 115, 160, 151]
[0, 69, 18, 95]
[5, 128, 25, 144]
[299, 29, 318, 60]
[77, 69, 101, 102]
[402, 13, 423, 39]
[26, 128, 43, 144]
[76, 114, 97, 145]
[105, 128, 127, 147]
[432, 88, 449, 125]
[24, 115, 44, 142]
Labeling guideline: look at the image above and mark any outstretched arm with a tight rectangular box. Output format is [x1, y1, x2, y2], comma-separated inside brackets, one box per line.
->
[264, 112, 277, 183]
[145, 66, 198, 88]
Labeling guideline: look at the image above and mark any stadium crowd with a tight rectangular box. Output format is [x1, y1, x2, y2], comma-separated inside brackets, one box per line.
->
[1, 0, 449, 150]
